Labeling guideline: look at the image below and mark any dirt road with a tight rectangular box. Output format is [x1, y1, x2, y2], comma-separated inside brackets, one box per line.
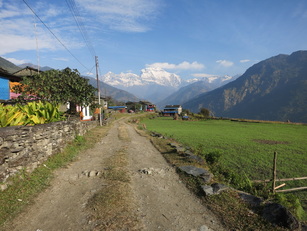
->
[5, 119, 224, 231]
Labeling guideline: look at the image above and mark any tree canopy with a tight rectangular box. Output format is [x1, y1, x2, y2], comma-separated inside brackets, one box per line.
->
[199, 107, 210, 118]
[14, 68, 96, 109]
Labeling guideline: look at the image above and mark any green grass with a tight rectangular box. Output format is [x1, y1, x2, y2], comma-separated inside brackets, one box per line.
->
[141, 117, 307, 219]
[142, 117, 307, 180]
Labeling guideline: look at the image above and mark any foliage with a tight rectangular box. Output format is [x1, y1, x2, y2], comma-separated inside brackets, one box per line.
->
[182, 108, 191, 115]
[0, 103, 24, 127]
[204, 150, 222, 165]
[13, 68, 96, 110]
[199, 107, 210, 118]
[274, 193, 307, 220]
[0, 101, 64, 127]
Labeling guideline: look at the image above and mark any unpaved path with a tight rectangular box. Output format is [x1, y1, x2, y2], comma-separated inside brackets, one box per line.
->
[5, 119, 224, 231]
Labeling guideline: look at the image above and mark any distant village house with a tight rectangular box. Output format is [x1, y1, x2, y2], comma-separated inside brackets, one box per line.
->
[162, 105, 182, 116]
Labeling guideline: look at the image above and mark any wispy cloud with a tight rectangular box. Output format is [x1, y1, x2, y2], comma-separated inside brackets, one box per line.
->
[240, 59, 250, 63]
[86, 72, 94, 76]
[147, 61, 205, 70]
[0, 1, 83, 55]
[76, 0, 162, 32]
[52, 57, 69, 61]
[4, 57, 28, 65]
[192, 73, 217, 78]
[216, 60, 234, 67]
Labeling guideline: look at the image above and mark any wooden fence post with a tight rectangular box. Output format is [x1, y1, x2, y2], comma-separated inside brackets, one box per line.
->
[272, 151, 277, 193]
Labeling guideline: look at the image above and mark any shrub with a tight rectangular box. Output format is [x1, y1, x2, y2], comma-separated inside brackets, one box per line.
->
[199, 108, 210, 118]
[274, 193, 307, 220]
[205, 151, 222, 165]
[0, 101, 64, 127]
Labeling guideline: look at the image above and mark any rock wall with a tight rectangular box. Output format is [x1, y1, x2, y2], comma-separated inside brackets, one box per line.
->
[0, 119, 97, 186]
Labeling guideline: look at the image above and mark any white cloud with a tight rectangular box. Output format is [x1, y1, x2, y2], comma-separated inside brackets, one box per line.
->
[192, 73, 216, 78]
[0, 1, 84, 55]
[86, 72, 94, 76]
[4, 57, 28, 65]
[216, 60, 234, 67]
[52, 57, 69, 61]
[76, 0, 162, 32]
[240, 59, 250, 63]
[147, 61, 205, 70]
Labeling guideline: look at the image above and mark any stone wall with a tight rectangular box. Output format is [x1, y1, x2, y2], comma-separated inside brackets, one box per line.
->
[0, 119, 97, 186]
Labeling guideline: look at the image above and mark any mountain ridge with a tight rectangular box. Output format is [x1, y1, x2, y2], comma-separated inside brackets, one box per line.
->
[102, 68, 237, 103]
[183, 50, 307, 123]
[0, 57, 21, 73]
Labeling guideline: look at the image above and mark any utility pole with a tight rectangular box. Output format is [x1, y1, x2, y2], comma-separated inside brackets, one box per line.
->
[95, 56, 102, 126]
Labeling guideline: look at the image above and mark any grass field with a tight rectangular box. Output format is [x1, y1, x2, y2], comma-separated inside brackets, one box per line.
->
[141, 116, 307, 216]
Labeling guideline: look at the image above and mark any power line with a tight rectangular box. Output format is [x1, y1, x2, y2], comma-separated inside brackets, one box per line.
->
[65, 0, 96, 58]
[22, 0, 91, 73]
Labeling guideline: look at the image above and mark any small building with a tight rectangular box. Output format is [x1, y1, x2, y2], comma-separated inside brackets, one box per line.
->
[13, 66, 40, 77]
[10, 66, 40, 100]
[108, 106, 127, 113]
[0, 68, 22, 101]
[145, 104, 156, 112]
[162, 105, 182, 116]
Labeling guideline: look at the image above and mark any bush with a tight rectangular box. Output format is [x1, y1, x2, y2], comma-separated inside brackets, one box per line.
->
[205, 151, 222, 165]
[274, 194, 307, 220]
[199, 108, 210, 118]
[0, 101, 64, 127]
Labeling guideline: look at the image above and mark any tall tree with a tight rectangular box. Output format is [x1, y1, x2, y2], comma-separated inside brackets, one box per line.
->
[14, 68, 96, 113]
[200, 108, 210, 118]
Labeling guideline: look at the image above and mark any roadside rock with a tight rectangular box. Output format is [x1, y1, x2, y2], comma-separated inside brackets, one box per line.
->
[238, 192, 263, 207]
[201, 183, 228, 196]
[262, 203, 299, 230]
[81, 170, 100, 177]
[187, 155, 205, 165]
[178, 166, 213, 183]
[138, 167, 170, 176]
[151, 132, 164, 139]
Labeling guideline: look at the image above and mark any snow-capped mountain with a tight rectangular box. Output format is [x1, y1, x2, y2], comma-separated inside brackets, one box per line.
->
[140, 67, 182, 87]
[103, 72, 142, 87]
[102, 67, 181, 88]
[101, 67, 238, 103]
[186, 74, 235, 85]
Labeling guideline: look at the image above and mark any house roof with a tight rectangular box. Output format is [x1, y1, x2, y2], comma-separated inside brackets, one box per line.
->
[13, 66, 40, 77]
[164, 105, 181, 108]
[108, 106, 127, 109]
[0, 68, 22, 82]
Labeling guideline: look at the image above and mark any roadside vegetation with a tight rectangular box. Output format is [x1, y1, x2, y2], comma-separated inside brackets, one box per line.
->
[139, 115, 307, 223]
[0, 101, 65, 127]
[13, 68, 96, 115]
[0, 124, 110, 227]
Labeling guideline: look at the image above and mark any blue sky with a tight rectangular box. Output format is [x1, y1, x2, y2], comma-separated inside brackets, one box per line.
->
[1, 0, 307, 80]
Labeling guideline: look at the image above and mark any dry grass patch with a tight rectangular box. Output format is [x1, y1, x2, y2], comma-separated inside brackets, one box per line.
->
[118, 124, 131, 141]
[86, 148, 142, 231]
